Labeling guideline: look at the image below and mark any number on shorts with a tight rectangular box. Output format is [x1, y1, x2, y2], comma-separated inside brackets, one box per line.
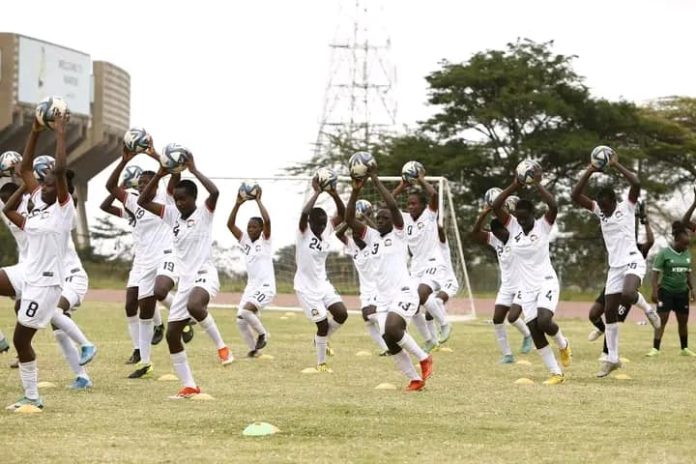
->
[545, 290, 553, 301]
[195, 277, 206, 284]
[371, 243, 380, 255]
[253, 291, 266, 303]
[425, 267, 437, 275]
[399, 302, 412, 312]
[516, 291, 522, 299]
[173, 224, 180, 237]
[65, 276, 74, 283]
[628, 262, 637, 270]
[162, 262, 175, 273]
[25, 301, 39, 318]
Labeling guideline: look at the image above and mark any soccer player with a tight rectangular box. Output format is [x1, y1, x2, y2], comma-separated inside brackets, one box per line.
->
[392, 171, 452, 345]
[571, 154, 658, 377]
[335, 202, 389, 355]
[346, 169, 433, 391]
[3, 113, 75, 409]
[227, 188, 275, 357]
[294, 177, 348, 373]
[646, 223, 695, 357]
[138, 156, 232, 399]
[471, 206, 533, 364]
[492, 175, 570, 385]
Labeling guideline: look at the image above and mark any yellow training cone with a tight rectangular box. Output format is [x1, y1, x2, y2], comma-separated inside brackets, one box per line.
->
[258, 354, 274, 360]
[284, 312, 297, 317]
[516, 360, 532, 366]
[614, 373, 632, 380]
[14, 404, 42, 414]
[620, 357, 631, 363]
[301, 367, 318, 374]
[438, 347, 454, 353]
[279, 316, 288, 321]
[37, 381, 56, 389]
[192, 393, 215, 401]
[243, 422, 280, 436]
[157, 374, 178, 382]
[514, 378, 535, 385]
[374, 383, 397, 390]
[355, 350, 371, 357]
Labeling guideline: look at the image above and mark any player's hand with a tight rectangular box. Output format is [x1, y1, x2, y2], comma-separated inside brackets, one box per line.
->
[416, 167, 427, 183]
[157, 165, 168, 177]
[351, 177, 365, 190]
[122, 145, 136, 162]
[31, 117, 44, 133]
[481, 205, 492, 215]
[53, 111, 67, 134]
[255, 189, 263, 201]
[607, 150, 619, 167]
[235, 192, 246, 205]
[145, 136, 156, 156]
[311, 176, 320, 193]
[184, 153, 195, 170]
[587, 164, 600, 174]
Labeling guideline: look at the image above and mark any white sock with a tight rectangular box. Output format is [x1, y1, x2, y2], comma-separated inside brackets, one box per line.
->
[411, 313, 436, 344]
[397, 333, 428, 362]
[236, 318, 256, 350]
[19, 360, 39, 400]
[171, 351, 196, 388]
[552, 328, 568, 350]
[327, 318, 342, 338]
[161, 292, 174, 309]
[511, 318, 531, 337]
[392, 350, 421, 381]
[426, 319, 439, 342]
[634, 292, 652, 314]
[139, 319, 154, 365]
[435, 296, 449, 324]
[605, 323, 619, 363]
[51, 311, 89, 346]
[54, 330, 87, 378]
[153, 307, 162, 326]
[423, 293, 447, 326]
[315, 335, 327, 364]
[537, 345, 562, 375]
[365, 317, 388, 350]
[0, 329, 5, 341]
[239, 309, 267, 336]
[199, 314, 226, 350]
[127, 316, 139, 349]
[494, 323, 512, 356]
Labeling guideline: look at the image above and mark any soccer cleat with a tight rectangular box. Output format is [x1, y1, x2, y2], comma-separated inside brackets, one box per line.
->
[543, 374, 566, 385]
[70, 376, 93, 390]
[316, 363, 333, 373]
[5, 396, 44, 411]
[596, 360, 622, 378]
[559, 339, 572, 368]
[79, 344, 97, 366]
[420, 355, 433, 380]
[438, 324, 452, 344]
[0, 337, 9, 353]
[500, 354, 515, 364]
[645, 309, 661, 330]
[218, 346, 234, 365]
[10, 357, 19, 369]
[587, 329, 603, 342]
[645, 348, 660, 357]
[378, 350, 392, 357]
[598, 352, 609, 362]
[128, 363, 153, 379]
[247, 350, 259, 358]
[423, 340, 439, 353]
[255, 333, 268, 351]
[125, 349, 141, 365]
[326, 342, 335, 357]
[520, 335, 533, 354]
[151, 324, 165, 345]
[182, 322, 195, 344]
[680, 347, 696, 357]
[406, 379, 426, 391]
[168, 386, 201, 400]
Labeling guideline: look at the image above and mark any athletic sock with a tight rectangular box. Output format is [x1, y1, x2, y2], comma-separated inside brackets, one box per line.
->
[139, 319, 154, 365]
[19, 360, 39, 400]
[680, 334, 688, 350]
[198, 315, 226, 350]
[654, 338, 662, 350]
[397, 333, 428, 362]
[161, 292, 174, 309]
[236, 318, 256, 350]
[54, 330, 87, 378]
[634, 292, 652, 314]
[127, 316, 139, 349]
[153, 307, 163, 326]
[537, 345, 562, 375]
[51, 311, 89, 346]
[392, 350, 421, 381]
[591, 317, 606, 333]
[494, 323, 512, 356]
[605, 322, 619, 363]
[239, 309, 267, 336]
[327, 318, 342, 338]
[315, 335, 328, 364]
[423, 293, 447, 326]
[511, 318, 531, 337]
[435, 296, 449, 325]
[365, 318, 388, 350]
[170, 351, 196, 388]
[426, 318, 439, 342]
[411, 313, 436, 344]
[552, 328, 568, 350]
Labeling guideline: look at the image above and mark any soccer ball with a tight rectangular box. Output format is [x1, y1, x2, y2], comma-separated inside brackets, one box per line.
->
[515, 159, 542, 185]
[348, 151, 376, 179]
[355, 199, 373, 219]
[315, 167, 337, 192]
[160, 143, 191, 174]
[0, 151, 22, 176]
[35, 96, 69, 129]
[33, 155, 55, 181]
[121, 166, 143, 189]
[590, 145, 615, 170]
[239, 181, 261, 200]
[401, 161, 425, 184]
[123, 127, 152, 153]
[483, 187, 502, 207]
[505, 195, 520, 212]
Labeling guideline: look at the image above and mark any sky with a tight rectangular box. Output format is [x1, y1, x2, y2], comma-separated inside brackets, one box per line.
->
[2, 0, 695, 252]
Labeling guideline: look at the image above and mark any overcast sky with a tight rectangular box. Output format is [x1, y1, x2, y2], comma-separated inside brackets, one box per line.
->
[2, 0, 695, 250]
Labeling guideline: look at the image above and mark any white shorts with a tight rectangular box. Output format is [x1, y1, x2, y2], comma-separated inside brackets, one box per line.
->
[2, 263, 25, 298]
[168, 269, 220, 322]
[376, 284, 420, 324]
[495, 288, 517, 307]
[297, 283, 343, 323]
[17, 284, 63, 329]
[414, 263, 448, 293]
[239, 284, 276, 311]
[62, 269, 88, 310]
[605, 259, 646, 295]
[157, 249, 179, 283]
[359, 291, 377, 309]
[514, 278, 560, 323]
[440, 279, 460, 298]
[127, 253, 179, 299]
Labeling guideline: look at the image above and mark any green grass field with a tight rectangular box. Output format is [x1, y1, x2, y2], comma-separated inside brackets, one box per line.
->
[1, 301, 695, 464]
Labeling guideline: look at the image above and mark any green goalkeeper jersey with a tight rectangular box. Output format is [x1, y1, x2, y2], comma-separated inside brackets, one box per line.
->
[652, 246, 691, 293]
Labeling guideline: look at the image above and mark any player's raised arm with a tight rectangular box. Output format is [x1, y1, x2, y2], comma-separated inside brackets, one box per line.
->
[491, 179, 518, 226]
[391, 178, 407, 198]
[681, 187, 696, 231]
[608, 154, 640, 204]
[53, 112, 70, 205]
[370, 168, 403, 229]
[299, 177, 321, 232]
[227, 193, 245, 241]
[345, 178, 367, 237]
[535, 182, 558, 224]
[327, 184, 345, 226]
[256, 191, 271, 239]
[471, 206, 493, 244]
[100, 192, 124, 218]
[570, 164, 599, 211]
[184, 156, 218, 211]
[2, 182, 27, 228]
[641, 207, 655, 254]
[19, 118, 42, 194]
[416, 169, 438, 211]
[137, 166, 166, 217]
[106, 147, 136, 201]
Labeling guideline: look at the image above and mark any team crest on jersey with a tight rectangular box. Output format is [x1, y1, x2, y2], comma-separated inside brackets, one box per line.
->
[384, 238, 392, 246]
[417, 222, 425, 229]
[311, 308, 319, 317]
[186, 219, 196, 228]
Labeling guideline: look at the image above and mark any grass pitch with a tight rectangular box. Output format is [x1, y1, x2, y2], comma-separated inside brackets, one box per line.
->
[1, 301, 695, 463]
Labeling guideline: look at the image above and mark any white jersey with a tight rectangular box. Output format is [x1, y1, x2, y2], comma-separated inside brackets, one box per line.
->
[161, 204, 215, 287]
[123, 190, 174, 268]
[402, 207, 443, 272]
[345, 235, 377, 297]
[361, 226, 412, 304]
[33, 195, 85, 276]
[0, 194, 30, 262]
[505, 216, 557, 291]
[22, 189, 75, 287]
[592, 198, 641, 267]
[294, 223, 334, 294]
[487, 232, 516, 290]
[239, 232, 276, 291]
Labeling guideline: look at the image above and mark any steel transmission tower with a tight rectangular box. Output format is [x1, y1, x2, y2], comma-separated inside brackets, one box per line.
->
[313, 0, 397, 163]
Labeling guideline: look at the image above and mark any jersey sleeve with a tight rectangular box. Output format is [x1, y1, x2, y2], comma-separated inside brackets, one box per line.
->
[487, 232, 501, 250]
[161, 205, 179, 227]
[362, 227, 380, 248]
[538, 217, 553, 235]
[623, 197, 637, 213]
[651, 248, 666, 272]
[58, 196, 76, 230]
[504, 215, 519, 232]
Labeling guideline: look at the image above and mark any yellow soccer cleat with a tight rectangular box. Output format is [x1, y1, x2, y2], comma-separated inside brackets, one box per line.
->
[316, 363, 333, 373]
[680, 347, 696, 357]
[543, 374, 565, 385]
[645, 348, 660, 357]
[559, 339, 572, 368]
